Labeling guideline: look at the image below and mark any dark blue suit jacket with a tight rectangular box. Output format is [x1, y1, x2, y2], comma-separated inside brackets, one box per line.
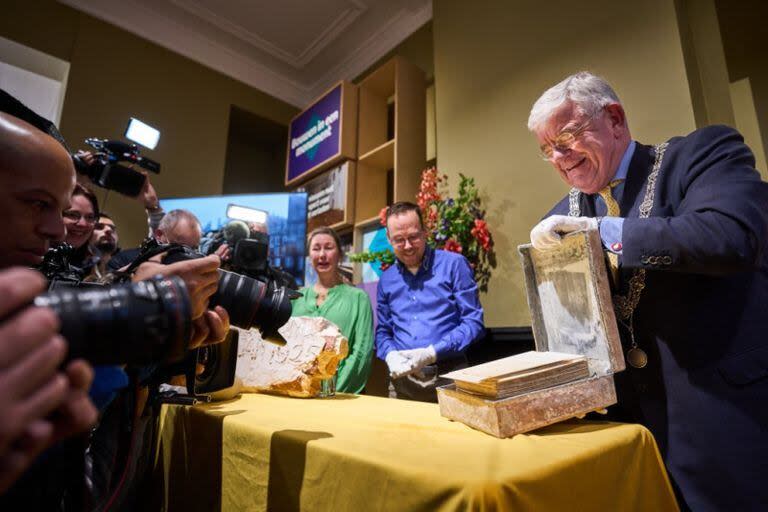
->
[547, 125, 768, 511]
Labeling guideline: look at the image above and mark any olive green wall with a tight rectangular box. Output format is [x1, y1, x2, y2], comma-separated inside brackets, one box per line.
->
[356, 22, 434, 82]
[433, 0, 700, 327]
[0, 0, 297, 247]
[716, 0, 768, 179]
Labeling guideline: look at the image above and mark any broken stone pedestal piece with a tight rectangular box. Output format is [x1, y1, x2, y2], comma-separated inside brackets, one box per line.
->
[234, 316, 348, 398]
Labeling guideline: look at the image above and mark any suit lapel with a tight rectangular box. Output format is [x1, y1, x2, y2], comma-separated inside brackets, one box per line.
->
[620, 142, 654, 217]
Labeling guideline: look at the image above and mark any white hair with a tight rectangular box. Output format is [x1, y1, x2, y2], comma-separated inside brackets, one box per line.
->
[158, 209, 201, 233]
[527, 71, 622, 132]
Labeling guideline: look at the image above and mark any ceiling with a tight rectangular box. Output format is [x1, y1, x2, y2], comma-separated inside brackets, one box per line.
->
[59, 0, 432, 107]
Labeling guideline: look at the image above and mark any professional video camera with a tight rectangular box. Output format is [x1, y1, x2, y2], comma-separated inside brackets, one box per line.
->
[201, 219, 298, 291]
[72, 138, 160, 197]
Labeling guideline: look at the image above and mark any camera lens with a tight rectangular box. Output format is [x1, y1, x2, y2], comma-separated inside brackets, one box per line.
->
[34, 276, 192, 365]
[210, 269, 292, 336]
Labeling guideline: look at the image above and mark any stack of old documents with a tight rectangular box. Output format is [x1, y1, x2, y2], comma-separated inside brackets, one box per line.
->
[441, 351, 590, 399]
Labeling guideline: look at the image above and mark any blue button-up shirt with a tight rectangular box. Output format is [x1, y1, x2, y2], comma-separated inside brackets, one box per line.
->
[375, 248, 485, 361]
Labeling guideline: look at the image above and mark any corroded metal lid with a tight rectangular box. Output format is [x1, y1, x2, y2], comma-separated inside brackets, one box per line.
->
[518, 230, 625, 376]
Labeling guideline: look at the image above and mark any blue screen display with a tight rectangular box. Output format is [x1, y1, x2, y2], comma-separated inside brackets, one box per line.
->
[161, 192, 308, 286]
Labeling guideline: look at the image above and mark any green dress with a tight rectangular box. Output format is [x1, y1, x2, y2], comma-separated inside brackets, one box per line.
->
[291, 284, 374, 394]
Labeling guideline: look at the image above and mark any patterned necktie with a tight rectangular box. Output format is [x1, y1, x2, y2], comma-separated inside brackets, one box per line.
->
[598, 180, 623, 284]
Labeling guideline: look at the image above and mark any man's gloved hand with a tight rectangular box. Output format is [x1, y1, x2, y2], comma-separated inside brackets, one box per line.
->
[385, 350, 415, 379]
[530, 215, 597, 250]
[397, 345, 437, 375]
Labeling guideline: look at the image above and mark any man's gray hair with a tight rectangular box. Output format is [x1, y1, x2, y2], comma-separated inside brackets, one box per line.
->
[157, 209, 201, 232]
[527, 71, 622, 132]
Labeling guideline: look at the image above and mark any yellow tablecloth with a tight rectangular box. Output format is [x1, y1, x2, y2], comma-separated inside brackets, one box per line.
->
[155, 393, 678, 511]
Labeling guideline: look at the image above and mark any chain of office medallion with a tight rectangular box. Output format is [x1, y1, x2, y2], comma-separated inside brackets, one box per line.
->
[567, 143, 668, 320]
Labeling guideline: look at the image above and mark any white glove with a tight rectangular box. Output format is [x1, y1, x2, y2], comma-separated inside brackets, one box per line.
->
[397, 345, 437, 376]
[385, 350, 415, 379]
[530, 215, 597, 250]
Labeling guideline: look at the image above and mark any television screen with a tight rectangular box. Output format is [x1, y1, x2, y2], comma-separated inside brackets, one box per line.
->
[160, 192, 308, 286]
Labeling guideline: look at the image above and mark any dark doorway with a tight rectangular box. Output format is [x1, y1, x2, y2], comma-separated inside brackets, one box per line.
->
[223, 106, 288, 194]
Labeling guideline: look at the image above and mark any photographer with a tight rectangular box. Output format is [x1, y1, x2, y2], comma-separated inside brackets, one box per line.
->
[0, 110, 229, 508]
[87, 213, 119, 280]
[102, 168, 168, 271]
[0, 112, 98, 496]
[61, 184, 100, 278]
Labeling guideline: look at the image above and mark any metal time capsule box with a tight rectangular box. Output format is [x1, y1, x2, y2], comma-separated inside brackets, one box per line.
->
[437, 229, 626, 437]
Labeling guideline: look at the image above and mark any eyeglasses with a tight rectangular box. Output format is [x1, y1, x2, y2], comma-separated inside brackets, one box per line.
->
[539, 116, 595, 161]
[63, 210, 98, 224]
[390, 232, 424, 248]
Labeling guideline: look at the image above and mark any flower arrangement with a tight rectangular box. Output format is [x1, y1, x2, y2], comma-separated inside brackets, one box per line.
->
[350, 167, 496, 291]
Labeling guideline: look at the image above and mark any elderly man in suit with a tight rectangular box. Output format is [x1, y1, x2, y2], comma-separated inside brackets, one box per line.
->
[527, 71, 768, 511]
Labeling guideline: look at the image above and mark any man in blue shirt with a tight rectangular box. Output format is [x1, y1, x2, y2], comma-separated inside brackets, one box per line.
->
[376, 202, 485, 402]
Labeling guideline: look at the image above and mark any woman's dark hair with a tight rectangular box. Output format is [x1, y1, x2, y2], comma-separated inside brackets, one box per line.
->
[71, 183, 100, 218]
[307, 226, 344, 260]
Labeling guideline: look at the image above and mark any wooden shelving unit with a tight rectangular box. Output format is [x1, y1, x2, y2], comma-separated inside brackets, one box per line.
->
[352, 56, 426, 282]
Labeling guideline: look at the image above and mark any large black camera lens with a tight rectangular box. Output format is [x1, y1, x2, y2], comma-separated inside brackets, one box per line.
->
[34, 276, 192, 365]
[211, 269, 292, 337]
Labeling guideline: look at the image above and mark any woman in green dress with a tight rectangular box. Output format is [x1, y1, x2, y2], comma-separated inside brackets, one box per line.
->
[292, 227, 374, 393]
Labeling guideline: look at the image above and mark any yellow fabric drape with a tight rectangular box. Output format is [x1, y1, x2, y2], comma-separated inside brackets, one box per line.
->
[156, 393, 679, 512]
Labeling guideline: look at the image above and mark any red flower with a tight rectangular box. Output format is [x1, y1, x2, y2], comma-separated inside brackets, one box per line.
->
[471, 219, 492, 252]
[444, 239, 463, 253]
[380, 262, 391, 272]
[417, 167, 442, 212]
[378, 206, 388, 226]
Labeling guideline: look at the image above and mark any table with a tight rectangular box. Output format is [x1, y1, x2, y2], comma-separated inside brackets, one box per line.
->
[154, 393, 678, 511]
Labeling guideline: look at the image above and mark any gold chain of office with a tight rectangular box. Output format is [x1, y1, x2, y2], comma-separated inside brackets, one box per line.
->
[568, 142, 668, 320]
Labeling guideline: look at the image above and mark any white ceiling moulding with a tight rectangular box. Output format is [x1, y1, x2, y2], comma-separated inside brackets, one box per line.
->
[57, 0, 431, 108]
[306, 1, 432, 100]
[58, 0, 310, 106]
[168, 0, 368, 69]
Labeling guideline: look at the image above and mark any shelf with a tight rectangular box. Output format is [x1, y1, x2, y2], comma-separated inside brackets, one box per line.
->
[359, 58, 396, 98]
[354, 215, 384, 229]
[358, 139, 395, 170]
[352, 55, 425, 285]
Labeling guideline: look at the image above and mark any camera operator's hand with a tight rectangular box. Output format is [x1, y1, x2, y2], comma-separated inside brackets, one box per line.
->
[214, 243, 231, 262]
[133, 255, 220, 320]
[189, 305, 230, 350]
[49, 359, 96, 444]
[0, 268, 97, 492]
[138, 171, 160, 211]
[74, 149, 97, 167]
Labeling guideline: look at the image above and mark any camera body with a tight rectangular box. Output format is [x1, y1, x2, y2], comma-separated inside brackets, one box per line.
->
[154, 241, 294, 338]
[200, 223, 298, 292]
[72, 138, 160, 197]
[136, 239, 298, 395]
[36, 243, 85, 287]
[231, 233, 270, 275]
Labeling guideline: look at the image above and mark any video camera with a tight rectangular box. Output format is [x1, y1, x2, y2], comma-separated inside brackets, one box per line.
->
[72, 138, 160, 197]
[201, 219, 298, 291]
